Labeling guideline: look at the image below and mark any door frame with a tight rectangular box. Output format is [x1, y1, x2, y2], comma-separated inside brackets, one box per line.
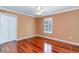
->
[0, 13, 17, 44]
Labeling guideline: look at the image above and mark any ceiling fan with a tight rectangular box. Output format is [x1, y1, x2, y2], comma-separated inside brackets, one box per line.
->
[35, 6, 45, 16]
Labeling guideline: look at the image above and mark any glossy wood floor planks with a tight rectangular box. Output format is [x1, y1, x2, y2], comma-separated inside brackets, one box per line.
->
[0, 36, 79, 53]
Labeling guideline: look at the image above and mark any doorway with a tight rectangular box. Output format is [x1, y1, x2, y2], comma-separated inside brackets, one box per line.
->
[0, 13, 17, 44]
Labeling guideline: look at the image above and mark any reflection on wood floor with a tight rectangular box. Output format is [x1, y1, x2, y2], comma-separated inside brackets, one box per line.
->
[17, 37, 45, 53]
[0, 36, 79, 53]
[0, 41, 17, 53]
[0, 36, 46, 53]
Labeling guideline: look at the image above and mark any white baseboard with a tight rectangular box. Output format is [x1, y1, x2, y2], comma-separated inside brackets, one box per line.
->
[17, 35, 37, 41]
[0, 35, 37, 44]
[16, 34, 79, 46]
[37, 35, 79, 46]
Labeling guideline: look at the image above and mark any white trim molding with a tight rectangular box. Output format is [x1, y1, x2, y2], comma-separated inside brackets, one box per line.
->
[0, 7, 34, 17]
[44, 17, 53, 34]
[0, 7, 79, 17]
[37, 35, 79, 46]
[17, 35, 37, 41]
[17, 35, 79, 46]
[15, 34, 79, 46]
[49, 7, 79, 16]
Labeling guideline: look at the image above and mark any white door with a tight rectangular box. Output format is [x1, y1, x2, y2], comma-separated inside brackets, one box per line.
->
[0, 14, 17, 44]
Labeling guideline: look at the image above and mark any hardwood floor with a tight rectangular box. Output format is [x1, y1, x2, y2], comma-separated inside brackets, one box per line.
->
[17, 37, 45, 53]
[0, 36, 79, 53]
[0, 41, 17, 53]
[0, 37, 46, 53]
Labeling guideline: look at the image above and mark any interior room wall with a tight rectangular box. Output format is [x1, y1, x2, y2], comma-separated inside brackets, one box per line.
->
[0, 9, 37, 39]
[36, 9, 79, 43]
[0, 8, 79, 43]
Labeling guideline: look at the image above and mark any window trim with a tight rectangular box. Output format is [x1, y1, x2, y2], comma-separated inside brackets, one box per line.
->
[44, 17, 53, 34]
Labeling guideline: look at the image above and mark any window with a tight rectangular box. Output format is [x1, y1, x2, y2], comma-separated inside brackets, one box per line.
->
[44, 17, 53, 34]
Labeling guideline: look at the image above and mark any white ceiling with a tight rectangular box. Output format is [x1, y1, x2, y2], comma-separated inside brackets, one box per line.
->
[0, 6, 78, 17]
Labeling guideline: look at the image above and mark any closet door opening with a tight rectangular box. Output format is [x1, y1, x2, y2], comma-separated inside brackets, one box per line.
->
[0, 13, 17, 44]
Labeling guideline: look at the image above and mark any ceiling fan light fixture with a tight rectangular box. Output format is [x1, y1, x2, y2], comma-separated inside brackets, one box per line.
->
[36, 6, 45, 16]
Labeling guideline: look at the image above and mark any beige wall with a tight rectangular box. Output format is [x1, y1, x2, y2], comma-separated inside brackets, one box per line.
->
[1, 9, 79, 43]
[36, 9, 79, 43]
[0, 9, 37, 39]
